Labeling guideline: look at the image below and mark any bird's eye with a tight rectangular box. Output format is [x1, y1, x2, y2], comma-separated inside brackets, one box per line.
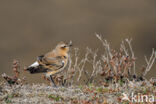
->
[61, 45, 66, 48]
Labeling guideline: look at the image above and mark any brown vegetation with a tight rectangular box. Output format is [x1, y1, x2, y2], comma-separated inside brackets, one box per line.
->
[1, 34, 156, 103]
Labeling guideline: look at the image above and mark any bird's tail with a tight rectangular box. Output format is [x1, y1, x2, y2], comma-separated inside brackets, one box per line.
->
[30, 61, 39, 67]
[26, 61, 48, 74]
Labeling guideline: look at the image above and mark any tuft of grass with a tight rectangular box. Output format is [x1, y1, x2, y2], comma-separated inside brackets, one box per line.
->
[5, 99, 12, 104]
[96, 87, 103, 93]
[5, 95, 13, 104]
[48, 94, 63, 101]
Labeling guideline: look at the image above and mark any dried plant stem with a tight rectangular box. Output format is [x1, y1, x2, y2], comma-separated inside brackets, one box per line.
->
[144, 49, 156, 76]
[125, 38, 136, 75]
[70, 48, 79, 84]
[77, 48, 89, 81]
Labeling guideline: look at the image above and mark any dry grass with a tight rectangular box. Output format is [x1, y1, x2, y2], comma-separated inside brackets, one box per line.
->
[0, 79, 155, 104]
[53, 34, 156, 86]
[1, 34, 156, 103]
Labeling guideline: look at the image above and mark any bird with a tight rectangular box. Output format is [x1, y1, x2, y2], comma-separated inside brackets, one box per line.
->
[26, 41, 72, 86]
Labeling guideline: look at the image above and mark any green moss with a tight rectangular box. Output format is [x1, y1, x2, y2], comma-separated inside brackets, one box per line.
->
[48, 94, 62, 101]
[5, 99, 12, 104]
[122, 101, 129, 104]
[96, 87, 103, 93]
[78, 85, 83, 90]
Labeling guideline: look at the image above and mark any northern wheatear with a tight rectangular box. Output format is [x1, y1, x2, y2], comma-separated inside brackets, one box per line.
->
[27, 41, 72, 86]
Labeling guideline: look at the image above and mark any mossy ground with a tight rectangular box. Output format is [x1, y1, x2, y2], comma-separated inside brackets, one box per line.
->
[0, 80, 155, 104]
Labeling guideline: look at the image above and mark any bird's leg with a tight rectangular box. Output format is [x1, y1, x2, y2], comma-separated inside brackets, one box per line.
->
[50, 75, 57, 87]
[47, 71, 60, 87]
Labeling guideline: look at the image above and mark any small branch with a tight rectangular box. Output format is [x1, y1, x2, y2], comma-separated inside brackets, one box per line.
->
[70, 48, 79, 84]
[143, 49, 156, 76]
[77, 48, 89, 82]
[121, 41, 129, 56]
[125, 38, 136, 75]
[86, 48, 100, 84]
[2, 59, 22, 85]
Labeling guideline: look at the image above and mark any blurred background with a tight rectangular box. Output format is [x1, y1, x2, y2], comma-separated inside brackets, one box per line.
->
[0, 0, 155, 83]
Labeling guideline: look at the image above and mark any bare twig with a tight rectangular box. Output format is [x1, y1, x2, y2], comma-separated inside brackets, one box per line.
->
[144, 49, 156, 76]
[125, 38, 136, 75]
[2, 59, 22, 85]
[77, 47, 89, 81]
[70, 48, 79, 84]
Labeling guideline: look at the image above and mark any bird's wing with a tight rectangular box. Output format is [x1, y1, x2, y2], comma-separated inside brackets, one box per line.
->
[38, 55, 64, 70]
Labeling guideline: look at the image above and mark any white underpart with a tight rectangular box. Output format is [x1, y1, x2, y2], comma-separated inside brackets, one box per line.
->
[29, 61, 39, 67]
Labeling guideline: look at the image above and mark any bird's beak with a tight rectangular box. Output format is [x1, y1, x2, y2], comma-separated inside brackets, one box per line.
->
[68, 40, 72, 47]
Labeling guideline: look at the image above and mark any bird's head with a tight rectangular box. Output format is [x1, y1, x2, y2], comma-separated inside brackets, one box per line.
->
[56, 41, 72, 54]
